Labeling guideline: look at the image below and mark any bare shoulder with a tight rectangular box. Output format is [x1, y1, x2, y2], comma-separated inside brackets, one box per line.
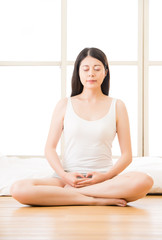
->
[116, 99, 128, 121]
[116, 99, 127, 110]
[55, 97, 68, 109]
[53, 97, 68, 119]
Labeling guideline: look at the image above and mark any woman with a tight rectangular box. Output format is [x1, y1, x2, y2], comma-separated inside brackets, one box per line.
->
[11, 47, 153, 206]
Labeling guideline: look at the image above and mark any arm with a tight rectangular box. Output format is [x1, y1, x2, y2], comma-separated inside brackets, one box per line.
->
[44, 98, 68, 178]
[45, 98, 85, 186]
[76, 99, 132, 187]
[104, 99, 132, 179]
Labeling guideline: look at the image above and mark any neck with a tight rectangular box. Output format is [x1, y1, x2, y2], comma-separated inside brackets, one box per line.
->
[80, 88, 104, 101]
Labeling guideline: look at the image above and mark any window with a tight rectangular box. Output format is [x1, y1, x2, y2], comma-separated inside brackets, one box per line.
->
[67, 0, 138, 61]
[0, 66, 61, 155]
[0, 0, 161, 157]
[0, 0, 61, 61]
[149, 67, 162, 156]
[148, 0, 162, 156]
[0, 0, 61, 156]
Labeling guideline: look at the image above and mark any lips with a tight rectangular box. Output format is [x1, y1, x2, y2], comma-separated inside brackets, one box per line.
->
[86, 80, 97, 83]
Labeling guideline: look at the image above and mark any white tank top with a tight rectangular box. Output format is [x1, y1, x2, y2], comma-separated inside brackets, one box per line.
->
[62, 97, 117, 173]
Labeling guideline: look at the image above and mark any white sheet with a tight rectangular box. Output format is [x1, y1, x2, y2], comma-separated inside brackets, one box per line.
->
[0, 155, 53, 196]
[0, 155, 162, 195]
[120, 157, 162, 194]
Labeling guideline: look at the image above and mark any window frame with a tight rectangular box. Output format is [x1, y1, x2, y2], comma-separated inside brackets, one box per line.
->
[0, 0, 160, 157]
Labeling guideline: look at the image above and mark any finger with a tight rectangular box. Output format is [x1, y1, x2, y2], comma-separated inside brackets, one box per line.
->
[76, 173, 85, 178]
[77, 179, 93, 185]
[86, 172, 94, 178]
[76, 177, 92, 182]
[76, 176, 83, 179]
[75, 178, 88, 185]
[75, 182, 93, 188]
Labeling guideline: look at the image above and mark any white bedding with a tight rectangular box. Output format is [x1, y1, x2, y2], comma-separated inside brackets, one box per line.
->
[0, 155, 162, 196]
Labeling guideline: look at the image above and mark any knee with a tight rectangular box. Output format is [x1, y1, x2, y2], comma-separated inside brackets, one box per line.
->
[10, 180, 25, 202]
[133, 172, 154, 193]
[10, 179, 32, 204]
[143, 173, 154, 192]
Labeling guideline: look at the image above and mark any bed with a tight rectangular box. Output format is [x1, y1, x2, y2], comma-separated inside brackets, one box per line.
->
[0, 154, 162, 196]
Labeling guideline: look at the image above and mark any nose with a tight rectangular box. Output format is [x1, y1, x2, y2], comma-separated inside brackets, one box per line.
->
[88, 68, 95, 77]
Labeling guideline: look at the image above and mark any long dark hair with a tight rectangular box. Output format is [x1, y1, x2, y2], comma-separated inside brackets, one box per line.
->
[71, 47, 110, 97]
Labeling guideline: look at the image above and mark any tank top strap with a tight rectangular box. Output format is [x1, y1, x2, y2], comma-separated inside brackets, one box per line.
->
[67, 97, 75, 116]
[112, 98, 117, 110]
[103, 98, 117, 125]
[64, 97, 75, 122]
[106, 98, 117, 116]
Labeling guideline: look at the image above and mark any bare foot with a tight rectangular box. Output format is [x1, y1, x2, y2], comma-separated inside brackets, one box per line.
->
[93, 197, 127, 207]
[64, 184, 127, 206]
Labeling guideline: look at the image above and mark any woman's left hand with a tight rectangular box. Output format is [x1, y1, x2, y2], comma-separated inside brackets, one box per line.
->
[75, 172, 108, 188]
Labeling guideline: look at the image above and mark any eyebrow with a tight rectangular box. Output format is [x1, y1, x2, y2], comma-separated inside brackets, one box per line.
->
[82, 64, 102, 67]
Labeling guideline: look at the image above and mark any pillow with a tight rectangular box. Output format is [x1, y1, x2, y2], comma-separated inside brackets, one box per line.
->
[113, 157, 162, 194]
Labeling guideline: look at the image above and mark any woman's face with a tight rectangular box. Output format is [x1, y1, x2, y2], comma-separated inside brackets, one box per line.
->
[79, 56, 107, 90]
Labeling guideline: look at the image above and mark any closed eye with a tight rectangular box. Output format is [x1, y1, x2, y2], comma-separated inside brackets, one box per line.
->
[83, 67, 89, 71]
[82, 67, 101, 71]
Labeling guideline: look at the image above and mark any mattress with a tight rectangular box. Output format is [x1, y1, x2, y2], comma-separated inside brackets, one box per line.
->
[0, 155, 161, 195]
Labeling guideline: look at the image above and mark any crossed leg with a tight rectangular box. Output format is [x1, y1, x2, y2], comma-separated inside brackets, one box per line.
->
[10, 171, 153, 207]
[10, 177, 127, 206]
[75, 171, 154, 202]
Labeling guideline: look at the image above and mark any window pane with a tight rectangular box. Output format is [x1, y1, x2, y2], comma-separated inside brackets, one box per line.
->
[0, 0, 61, 61]
[110, 66, 138, 157]
[149, 67, 162, 156]
[149, 0, 162, 60]
[67, 0, 138, 61]
[0, 67, 61, 155]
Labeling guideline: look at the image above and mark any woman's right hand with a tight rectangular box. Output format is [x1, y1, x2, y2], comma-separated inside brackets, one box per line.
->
[62, 172, 85, 187]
